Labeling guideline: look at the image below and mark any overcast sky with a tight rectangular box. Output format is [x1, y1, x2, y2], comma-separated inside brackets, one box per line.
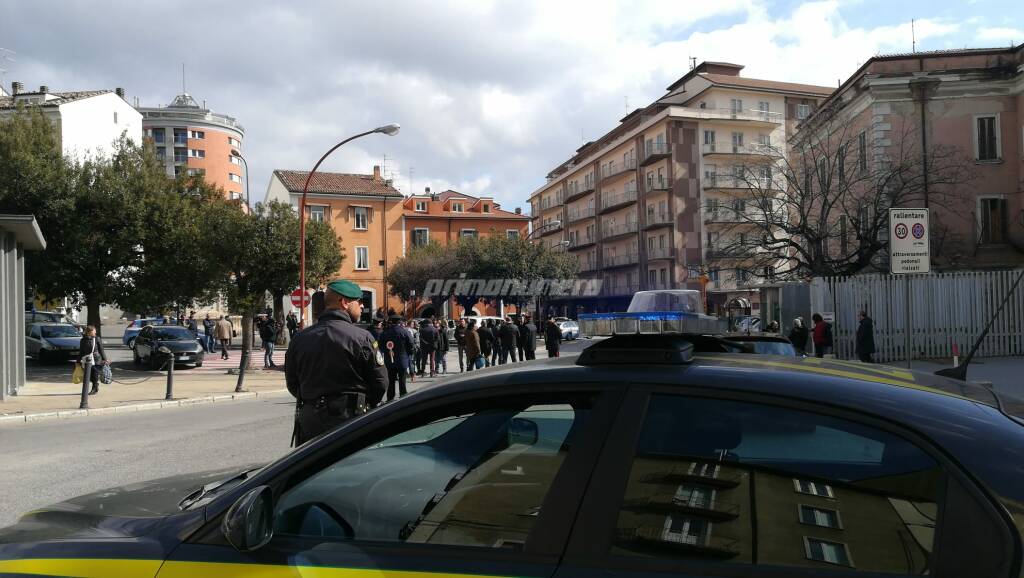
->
[2, 0, 1021, 212]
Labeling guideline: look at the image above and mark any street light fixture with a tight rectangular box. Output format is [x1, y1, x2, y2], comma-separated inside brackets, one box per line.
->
[230, 148, 250, 210]
[525, 219, 561, 241]
[299, 124, 401, 326]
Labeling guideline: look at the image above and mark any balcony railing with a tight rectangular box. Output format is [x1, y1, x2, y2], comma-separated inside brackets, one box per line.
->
[568, 235, 595, 249]
[640, 141, 670, 165]
[567, 206, 596, 222]
[600, 189, 638, 213]
[691, 106, 783, 124]
[706, 246, 757, 259]
[703, 174, 775, 190]
[647, 281, 673, 290]
[702, 142, 774, 155]
[603, 221, 639, 238]
[647, 246, 674, 260]
[579, 258, 599, 272]
[540, 221, 563, 236]
[617, 526, 740, 558]
[645, 212, 673, 228]
[603, 252, 639, 267]
[599, 157, 638, 181]
[603, 282, 640, 296]
[624, 494, 741, 518]
[645, 178, 670, 192]
[704, 209, 768, 224]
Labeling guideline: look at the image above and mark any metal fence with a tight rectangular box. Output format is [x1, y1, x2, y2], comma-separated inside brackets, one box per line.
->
[811, 270, 1024, 362]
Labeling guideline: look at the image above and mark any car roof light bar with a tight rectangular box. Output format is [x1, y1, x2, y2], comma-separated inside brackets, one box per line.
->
[578, 312, 728, 338]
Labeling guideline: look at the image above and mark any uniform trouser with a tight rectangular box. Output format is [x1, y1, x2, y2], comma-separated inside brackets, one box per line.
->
[457, 344, 465, 371]
[296, 403, 356, 446]
[386, 365, 407, 401]
[501, 347, 517, 364]
[491, 344, 500, 366]
[517, 345, 525, 361]
[525, 347, 535, 360]
[547, 347, 559, 358]
[436, 351, 447, 373]
[419, 349, 435, 374]
[858, 352, 873, 363]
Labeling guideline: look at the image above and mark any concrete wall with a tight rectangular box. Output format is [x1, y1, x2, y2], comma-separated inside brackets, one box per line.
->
[58, 92, 142, 162]
[1, 232, 27, 401]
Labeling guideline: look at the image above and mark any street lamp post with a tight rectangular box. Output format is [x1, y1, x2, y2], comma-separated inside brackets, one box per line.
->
[298, 124, 400, 326]
[230, 148, 250, 210]
[525, 219, 561, 242]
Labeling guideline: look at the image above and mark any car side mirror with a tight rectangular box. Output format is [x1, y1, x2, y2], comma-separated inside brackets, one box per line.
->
[222, 485, 274, 552]
[508, 417, 539, 446]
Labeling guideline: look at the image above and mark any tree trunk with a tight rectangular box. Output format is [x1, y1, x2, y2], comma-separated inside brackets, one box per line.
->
[234, 313, 254, 392]
[86, 296, 102, 338]
[273, 291, 287, 345]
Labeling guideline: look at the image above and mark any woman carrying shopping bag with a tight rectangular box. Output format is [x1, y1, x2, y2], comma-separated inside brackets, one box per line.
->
[77, 325, 108, 409]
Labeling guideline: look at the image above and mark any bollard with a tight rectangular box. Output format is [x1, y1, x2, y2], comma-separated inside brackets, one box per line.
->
[78, 361, 91, 410]
[159, 346, 174, 400]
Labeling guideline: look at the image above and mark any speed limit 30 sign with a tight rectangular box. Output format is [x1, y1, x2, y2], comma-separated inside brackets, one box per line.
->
[889, 208, 929, 274]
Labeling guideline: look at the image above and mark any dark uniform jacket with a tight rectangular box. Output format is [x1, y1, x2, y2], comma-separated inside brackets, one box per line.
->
[419, 324, 439, 352]
[478, 326, 494, 356]
[498, 323, 520, 349]
[286, 309, 387, 444]
[454, 325, 466, 346]
[545, 322, 562, 351]
[856, 317, 875, 355]
[518, 322, 536, 351]
[381, 325, 415, 368]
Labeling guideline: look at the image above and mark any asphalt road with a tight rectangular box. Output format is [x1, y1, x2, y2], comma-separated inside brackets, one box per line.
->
[0, 396, 294, 528]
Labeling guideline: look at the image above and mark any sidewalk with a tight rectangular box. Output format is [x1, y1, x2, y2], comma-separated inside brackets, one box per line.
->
[908, 356, 1024, 399]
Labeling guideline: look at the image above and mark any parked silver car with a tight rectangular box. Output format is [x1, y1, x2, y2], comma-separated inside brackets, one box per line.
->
[25, 322, 82, 363]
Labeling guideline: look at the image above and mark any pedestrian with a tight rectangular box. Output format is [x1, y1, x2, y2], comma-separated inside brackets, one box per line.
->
[520, 315, 537, 360]
[766, 320, 780, 333]
[381, 315, 414, 401]
[202, 313, 215, 353]
[479, 320, 494, 366]
[856, 310, 875, 363]
[515, 316, 527, 361]
[788, 317, 809, 356]
[187, 311, 198, 333]
[545, 318, 562, 358]
[286, 311, 299, 340]
[405, 320, 419, 382]
[215, 315, 232, 360]
[419, 319, 438, 377]
[498, 318, 520, 364]
[374, 307, 385, 322]
[78, 325, 108, 400]
[260, 319, 279, 368]
[454, 318, 467, 372]
[465, 320, 484, 370]
[286, 279, 387, 446]
[812, 313, 833, 358]
[434, 320, 449, 374]
[368, 319, 383, 342]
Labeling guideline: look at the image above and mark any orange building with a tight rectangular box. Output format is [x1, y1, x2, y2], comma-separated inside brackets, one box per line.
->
[266, 167, 405, 324]
[401, 189, 531, 318]
[138, 93, 246, 202]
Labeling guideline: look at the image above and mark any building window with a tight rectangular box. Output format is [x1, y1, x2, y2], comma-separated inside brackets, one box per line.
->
[794, 479, 834, 498]
[506, 229, 519, 239]
[799, 505, 841, 529]
[228, 137, 241, 147]
[189, 130, 205, 139]
[229, 173, 242, 184]
[188, 149, 205, 158]
[976, 115, 1000, 161]
[730, 98, 742, 115]
[186, 168, 206, 177]
[979, 197, 1008, 244]
[415, 200, 428, 212]
[155, 147, 166, 161]
[412, 228, 429, 247]
[173, 129, 187, 145]
[308, 206, 326, 223]
[452, 201, 464, 213]
[805, 537, 852, 566]
[173, 149, 187, 163]
[797, 103, 811, 120]
[461, 229, 478, 238]
[355, 246, 369, 270]
[351, 206, 369, 230]
[150, 128, 165, 143]
[230, 155, 242, 165]
[857, 132, 867, 172]
[703, 130, 716, 152]
[113, 111, 118, 124]
[731, 131, 743, 152]
[482, 204, 491, 213]
[173, 166, 183, 177]
[758, 101, 769, 119]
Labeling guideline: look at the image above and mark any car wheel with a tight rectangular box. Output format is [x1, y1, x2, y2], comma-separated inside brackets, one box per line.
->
[127, 337, 136, 349]
[194, 360, 203, 368]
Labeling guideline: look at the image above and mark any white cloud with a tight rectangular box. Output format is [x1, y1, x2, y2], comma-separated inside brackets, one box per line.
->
[976, 27, 1024, 43]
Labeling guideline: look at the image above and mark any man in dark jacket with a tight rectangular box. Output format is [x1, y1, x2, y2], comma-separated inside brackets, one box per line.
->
[478, 320, 494, 366]
[286, 279, 387, 446]
[788, 317, 809, 356]
[259, 320, 279, 368]
[811, 313, 833, 358]
[286, 312, 298, 340]
[419, 319, 438, 377]
[518, 315, 536, 360]
[202, 313, 215, 353]
[454, 319, 467, 372]
[381, 315, 415, 401]
[545, 318, 562, 358]
[465, 320, 483, 371]
[434, 320, 449, 374]
[498, 318, 520, 364]
[856, 310, 875, 363]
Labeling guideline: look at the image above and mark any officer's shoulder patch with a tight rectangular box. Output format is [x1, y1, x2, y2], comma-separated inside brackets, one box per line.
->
[372, 340, 379, 349]
[375, 349, 385, 367]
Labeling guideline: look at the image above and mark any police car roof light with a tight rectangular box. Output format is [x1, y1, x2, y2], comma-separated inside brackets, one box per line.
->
[577, 334, 695, 366]
[578, 311, 727, 337]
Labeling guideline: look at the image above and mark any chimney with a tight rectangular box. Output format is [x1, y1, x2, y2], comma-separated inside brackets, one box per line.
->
[424, 186, 431, 194]
[115, 87, 125, 99]
[515, 207, 522, 214]
[373, 165, 381, 181]
[39, 85, 49, 94]
[11, 81, 23, 95]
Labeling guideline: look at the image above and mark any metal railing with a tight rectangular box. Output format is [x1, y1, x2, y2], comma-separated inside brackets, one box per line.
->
[603, 282, 640, 296]
[691, 107, 782, 124]
[703, 174, 775, 189]
[569, 234, 595, 248]
[647, 246, 673, 260]
[600, 157, 638, 180]
[603, 221, 639, 238]
[601, 189, 638, 210]
[627, 494, 740, 516]
[646, 212, 673, 227]
[578, 258, 599, 271]
[643, 141, 669, 158]
[617, 526, 740, 554]
[603, 252, 639, 267]
[702, 142, 775, 155]
[567, 206, 596, 222]
[646, 178, 670, 192]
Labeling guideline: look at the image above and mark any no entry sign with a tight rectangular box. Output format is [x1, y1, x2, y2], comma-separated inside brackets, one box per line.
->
[889, 208, 930, 274]
[290, 288, 311, 307]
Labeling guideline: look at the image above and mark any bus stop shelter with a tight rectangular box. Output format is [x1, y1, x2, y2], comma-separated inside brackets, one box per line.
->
[1, 215, 46, 401]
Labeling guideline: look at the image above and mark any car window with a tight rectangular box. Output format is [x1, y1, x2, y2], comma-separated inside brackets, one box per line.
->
[152, 327, 195, 340]
[41, 325, 81, 338]
[274, 400, 589, 550]
[28, 325, 40, 338]
[612, 395, 943, 574]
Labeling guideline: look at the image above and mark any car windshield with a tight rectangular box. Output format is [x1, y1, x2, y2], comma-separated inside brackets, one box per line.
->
[745, 340, 797, 355]
[41, 326, 81, 338]
[152, 327, 196, 340]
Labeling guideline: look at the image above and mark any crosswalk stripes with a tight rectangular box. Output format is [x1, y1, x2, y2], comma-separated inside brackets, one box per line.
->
[193, 349, 286, 372]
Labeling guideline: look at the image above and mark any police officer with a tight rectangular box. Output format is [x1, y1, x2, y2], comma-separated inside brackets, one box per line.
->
[286, 279, 387, 446]
[381, 315, 414, 401]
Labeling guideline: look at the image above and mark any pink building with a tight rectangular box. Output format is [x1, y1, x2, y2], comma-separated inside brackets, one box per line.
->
[796, 44, 1024, 269]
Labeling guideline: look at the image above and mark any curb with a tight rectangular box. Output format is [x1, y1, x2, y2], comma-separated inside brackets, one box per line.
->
[0, 389, 291, 426]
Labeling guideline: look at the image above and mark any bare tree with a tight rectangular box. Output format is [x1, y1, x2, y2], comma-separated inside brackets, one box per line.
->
[706, 109, 975, 280]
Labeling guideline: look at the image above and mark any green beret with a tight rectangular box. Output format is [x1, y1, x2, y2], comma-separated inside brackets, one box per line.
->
[326, 279, 363, 299]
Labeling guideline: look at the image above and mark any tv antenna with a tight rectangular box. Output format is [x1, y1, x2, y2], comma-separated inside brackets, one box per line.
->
[0, 48, 16, 85]
[689, 56, 697, 70]
[911, 19, 916, 53]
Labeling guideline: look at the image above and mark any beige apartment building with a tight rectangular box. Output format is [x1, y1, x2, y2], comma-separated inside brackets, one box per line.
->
[529, 62, 832, 316]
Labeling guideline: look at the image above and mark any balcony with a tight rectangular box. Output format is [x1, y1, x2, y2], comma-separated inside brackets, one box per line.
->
[565, 177, 596, 202]
[640, 141, 670, 166]
[568, 235, 596, 250]
[645, 177, 670, 193]
[616, 526, 740, 559]
[640, 465, 742, 488]
[539, 197, 563, 213]
[691, 106, 782, 125]
[603, 282, 640, 296]
[647, 281, 674, 290]
[603, 252, 639, 268]
[623, 494, 740, 521]
[602, 221, 639, 240]
[599, 157, 638, 183]
[645, 212, 673, 229]
[702, 142, 774, 156]
[567, 206, 596, 223]
[703, 175, 776, 190]
[540, 221, 563, 236]
[600, 188, 638, 214]
[706, 246, 757, 259]
[647, 246, 674, 260]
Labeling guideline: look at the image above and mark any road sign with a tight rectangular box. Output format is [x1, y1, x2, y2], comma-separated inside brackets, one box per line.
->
[889, 208, 930, 274]
[290, 288, 311, 307]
